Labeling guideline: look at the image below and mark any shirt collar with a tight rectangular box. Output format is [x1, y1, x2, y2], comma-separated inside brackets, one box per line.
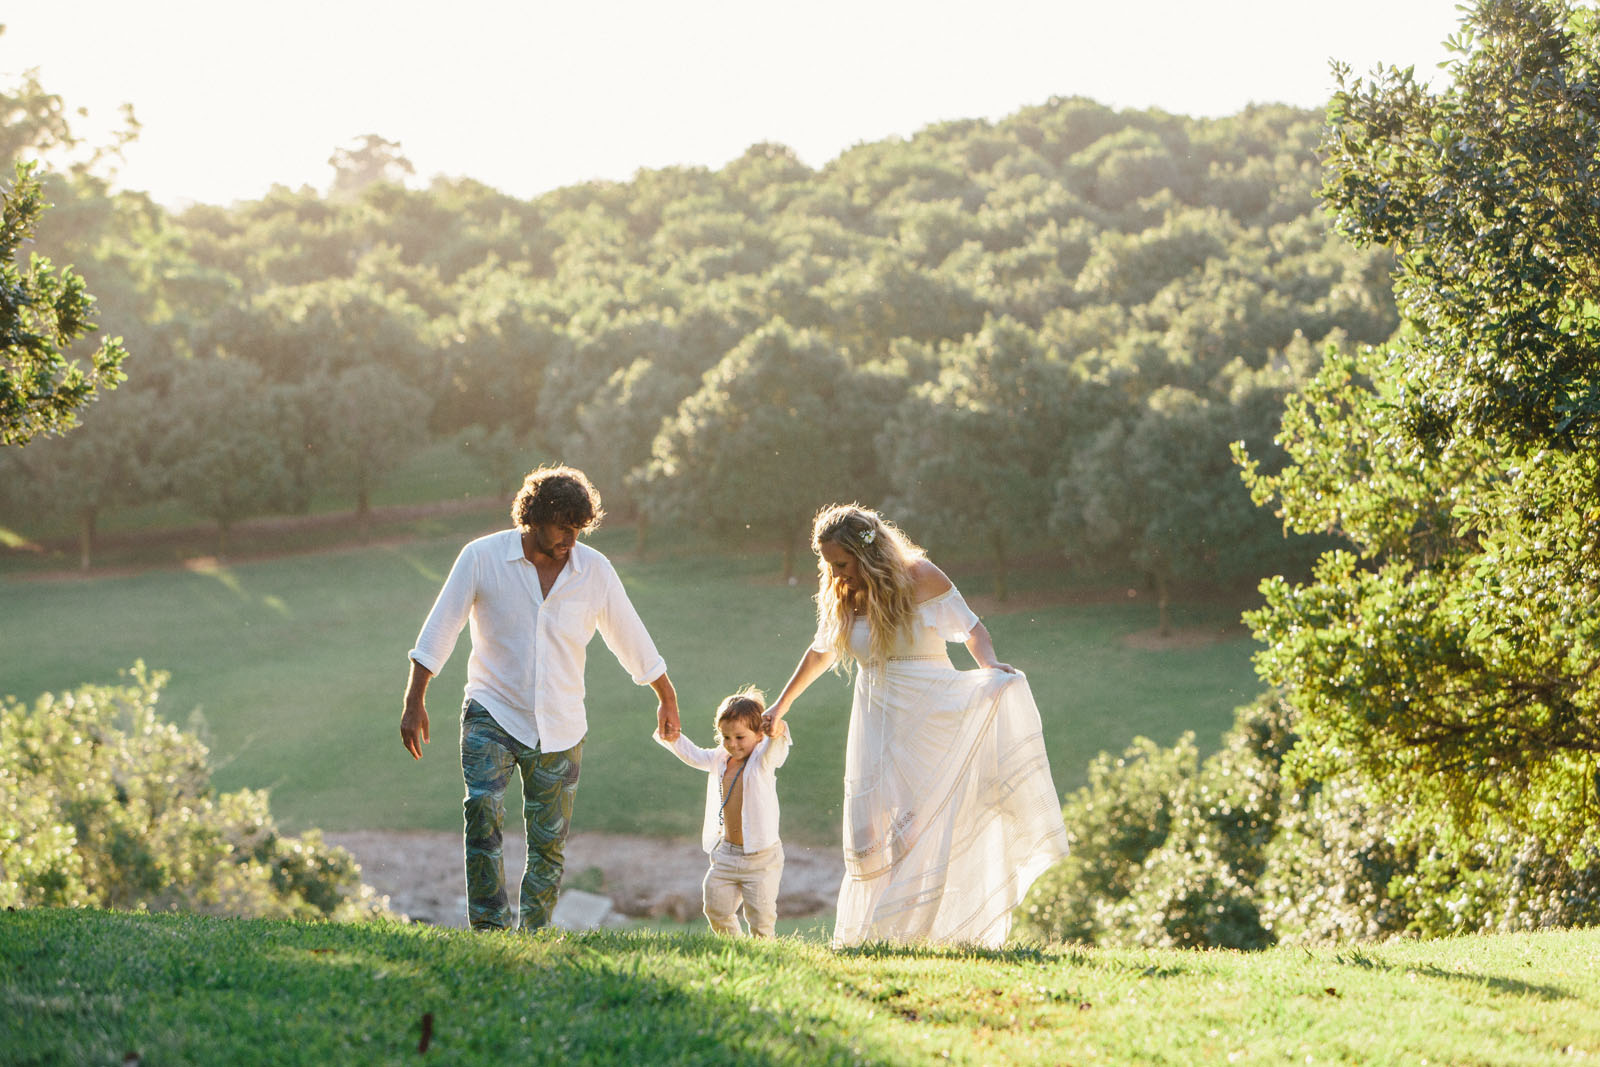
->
[503, 529, 589, 576]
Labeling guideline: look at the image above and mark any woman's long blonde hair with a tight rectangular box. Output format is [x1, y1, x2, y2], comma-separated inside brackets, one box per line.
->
[811, 503, 925, 670]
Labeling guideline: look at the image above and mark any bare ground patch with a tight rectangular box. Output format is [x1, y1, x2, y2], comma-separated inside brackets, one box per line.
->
[326, 829, 843, 929]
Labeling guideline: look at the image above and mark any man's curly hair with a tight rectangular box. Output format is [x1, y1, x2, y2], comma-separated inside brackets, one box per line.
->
[511, 465, 605, 532]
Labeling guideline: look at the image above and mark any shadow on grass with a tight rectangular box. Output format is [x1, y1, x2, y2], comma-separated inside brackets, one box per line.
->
[835, 939, 1198, 979]
[1333, 947, 1575, 1001]
[1, 911, 898, 1067]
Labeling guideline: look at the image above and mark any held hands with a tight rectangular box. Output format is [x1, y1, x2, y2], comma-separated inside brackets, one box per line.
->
[400, 701, 430, 760]
[657, 701, 681, 742]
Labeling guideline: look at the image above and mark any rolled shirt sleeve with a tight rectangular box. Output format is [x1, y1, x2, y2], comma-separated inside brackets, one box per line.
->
[407, 543, 477, 675]
[596, 565, 667, 685]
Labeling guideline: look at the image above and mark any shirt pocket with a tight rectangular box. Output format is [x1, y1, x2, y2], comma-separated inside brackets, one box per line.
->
[546, 600, 598, 642]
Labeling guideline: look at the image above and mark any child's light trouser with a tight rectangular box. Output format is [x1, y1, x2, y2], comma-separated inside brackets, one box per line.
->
[703, 840, 784, 937]
[460, 699, 582, 932]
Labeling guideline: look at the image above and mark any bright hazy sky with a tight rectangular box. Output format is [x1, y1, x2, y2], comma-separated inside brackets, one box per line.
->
[6, 1, 1468, 208]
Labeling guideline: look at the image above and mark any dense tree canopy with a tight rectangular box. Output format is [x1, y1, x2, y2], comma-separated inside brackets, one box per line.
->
[0, 163, 126, 446]
[2, 56, 1399, 602]
[1240, 0, 1600, 855]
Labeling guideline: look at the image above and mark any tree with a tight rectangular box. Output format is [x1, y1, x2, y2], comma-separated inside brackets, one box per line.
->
[1321, 0, 1600, 451]
[883, 316, 1077, 600]
[327, 134, 414, 200]
[0, 382, 158, 569]
[1240, 0, 1600, 857]
[1, 163, 126, 445]
[319, 364, 432, 533]
[437, 264, 568, 439]
[640, 320, 874, 579]
[153, 359, 291, 556]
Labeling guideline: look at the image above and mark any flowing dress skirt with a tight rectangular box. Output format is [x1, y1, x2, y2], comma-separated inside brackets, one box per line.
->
[832, 660, 1069, 948]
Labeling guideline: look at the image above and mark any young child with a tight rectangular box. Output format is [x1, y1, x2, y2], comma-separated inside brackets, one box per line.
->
[655, 686, 791, 936]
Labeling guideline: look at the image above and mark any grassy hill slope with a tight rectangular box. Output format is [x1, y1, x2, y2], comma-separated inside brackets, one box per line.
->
[3, 910, 1596, 1066]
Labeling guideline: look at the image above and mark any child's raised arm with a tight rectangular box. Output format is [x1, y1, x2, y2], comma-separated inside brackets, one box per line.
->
[758, 719, 792, 770]
[654, 727, 717, 771]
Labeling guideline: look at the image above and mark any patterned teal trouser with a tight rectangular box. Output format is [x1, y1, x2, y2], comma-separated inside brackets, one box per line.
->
[460, 699, 583, 932]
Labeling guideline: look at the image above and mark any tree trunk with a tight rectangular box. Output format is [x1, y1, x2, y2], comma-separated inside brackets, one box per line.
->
[216, 519, 231, 561]
[78, 505, 97, 572]
[357, 484, 372, 542]
[992, 529, 1009, 603]
[634, 513, 650, 557]
[1156, 569, 1172, 636]
[781, 531, 796, 584]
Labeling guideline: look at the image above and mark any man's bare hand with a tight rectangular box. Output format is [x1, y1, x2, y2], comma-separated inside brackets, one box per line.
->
[401, 702, 430, 760]
[657, 701, 680, 742]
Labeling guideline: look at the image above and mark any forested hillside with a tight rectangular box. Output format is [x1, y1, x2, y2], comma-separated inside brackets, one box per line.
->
[5, 0, 1598, 953]
[1, 90, 1396, 612]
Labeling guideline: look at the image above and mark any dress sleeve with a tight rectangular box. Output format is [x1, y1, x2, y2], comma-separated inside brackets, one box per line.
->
[808, 617, 833, 654]
[918, 586, 981, 643]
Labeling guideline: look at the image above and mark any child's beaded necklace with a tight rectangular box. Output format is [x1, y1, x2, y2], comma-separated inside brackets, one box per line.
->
[717, 756, 749, 828]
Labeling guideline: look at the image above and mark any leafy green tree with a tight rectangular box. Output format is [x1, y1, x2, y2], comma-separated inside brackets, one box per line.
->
[0, 45, 139, 178]
[437, 264, 568, 439]
[1021, 684, 1600, 948]
[328, 134, 414, 200]
[0, 382, 158, 568]
[815, 253, 987, 358]
[319, 364, 433, 531]
[1016, 734, 1201, 944]
[881, 316, 1076, 600]
[1058, 379, 1286, 632]
[1073, 206, 1235, 307]
[1069, 128, 1189, 216]
[1, 163, 126, 445]
[1240, 0, 1600, 856]
[1017, 695, 1289, 950]
[720, 141, 813, 215]
[153, 358, 292, 556]
[640, 320, 873, 578]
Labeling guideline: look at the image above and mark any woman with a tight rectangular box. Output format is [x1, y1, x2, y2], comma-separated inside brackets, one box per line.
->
[765, 503, 1069, 947]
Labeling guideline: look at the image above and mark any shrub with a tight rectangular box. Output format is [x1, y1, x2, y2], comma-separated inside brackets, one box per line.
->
[1021, 689, 1599, 949]
[1016, 733, 1199, 944]
[0, 665, 392, 921]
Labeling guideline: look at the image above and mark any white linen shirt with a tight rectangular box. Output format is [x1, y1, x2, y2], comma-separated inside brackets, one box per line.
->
[655, 727, 792, 854]
[408, 530, 667, 753]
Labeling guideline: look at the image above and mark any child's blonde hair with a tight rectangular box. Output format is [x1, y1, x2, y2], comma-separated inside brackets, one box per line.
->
[713, 686, 767, 740]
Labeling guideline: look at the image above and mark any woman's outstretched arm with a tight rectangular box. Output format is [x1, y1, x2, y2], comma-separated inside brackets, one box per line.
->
[964, 620, 1016, 674]
[765, 646, 837, 733]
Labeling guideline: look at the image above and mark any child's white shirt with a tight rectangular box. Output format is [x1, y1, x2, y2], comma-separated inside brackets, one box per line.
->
[654, 727, 792, 854]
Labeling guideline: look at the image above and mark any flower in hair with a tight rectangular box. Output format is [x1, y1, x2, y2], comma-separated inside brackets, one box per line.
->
[859, 528, 876, 546]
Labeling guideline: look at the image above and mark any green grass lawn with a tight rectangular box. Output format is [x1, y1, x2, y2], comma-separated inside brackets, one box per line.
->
[4, 909, 1597, 1066]
[0, 513, 1260, 846]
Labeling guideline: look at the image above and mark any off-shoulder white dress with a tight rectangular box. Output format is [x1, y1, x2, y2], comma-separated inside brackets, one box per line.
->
[816, 585, 1070, 948]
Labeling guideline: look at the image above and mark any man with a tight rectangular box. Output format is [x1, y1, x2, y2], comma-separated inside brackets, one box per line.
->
[400, 464, 679, 931]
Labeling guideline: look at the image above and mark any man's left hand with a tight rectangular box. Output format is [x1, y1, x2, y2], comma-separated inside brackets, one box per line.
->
[657, 702, 680, 741]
